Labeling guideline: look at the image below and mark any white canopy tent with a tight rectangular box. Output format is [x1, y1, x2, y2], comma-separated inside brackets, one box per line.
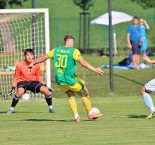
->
[91, 11, 133, 54]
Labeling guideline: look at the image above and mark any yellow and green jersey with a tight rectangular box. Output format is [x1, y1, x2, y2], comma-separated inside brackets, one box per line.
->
[47, 46, 81, 85]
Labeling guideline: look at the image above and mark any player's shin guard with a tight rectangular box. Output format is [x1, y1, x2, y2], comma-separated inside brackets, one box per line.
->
[45, 95, 52, 106]
[11, 95, 20, 107]
[82, 95, 92, 113]
[142, 93, 155, 113]
[45, 95, 55, 113]
[69, 97, 78, 115]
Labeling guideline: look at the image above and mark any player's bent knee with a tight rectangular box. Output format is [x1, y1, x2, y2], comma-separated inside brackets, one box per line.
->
[16, 88, 25, 97]
[40, 89, 51, 96]
[43, 90, 51, 96]
[67, 91, 74, 97]
[82, 92, 89, 97]
[40, 86, 51, 96]
[82, 88, 89, 96]
[141, 86, 146, 95]
[16, 93, 23, 97]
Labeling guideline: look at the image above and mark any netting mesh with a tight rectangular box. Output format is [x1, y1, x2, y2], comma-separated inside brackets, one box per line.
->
[0, 12, 46, 99]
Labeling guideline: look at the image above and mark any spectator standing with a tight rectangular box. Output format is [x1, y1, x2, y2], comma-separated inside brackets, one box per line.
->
[139, 18, 150, 57]
[127, 17, 141, 70]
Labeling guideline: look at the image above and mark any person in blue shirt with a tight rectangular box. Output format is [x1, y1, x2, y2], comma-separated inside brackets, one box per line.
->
[127, 17, 141, 70]
[139, 18, 150, 58]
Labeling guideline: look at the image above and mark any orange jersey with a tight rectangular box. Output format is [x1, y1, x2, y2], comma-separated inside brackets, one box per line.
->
[13, 60, 44, 86]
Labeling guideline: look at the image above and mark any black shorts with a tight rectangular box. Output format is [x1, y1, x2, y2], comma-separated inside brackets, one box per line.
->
[17, 81, 43, 94]
[130, 41, 141, 55]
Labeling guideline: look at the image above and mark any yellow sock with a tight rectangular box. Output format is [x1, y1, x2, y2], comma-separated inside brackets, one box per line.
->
[69, 97, 78, 115]
[82, 95, 92, 112]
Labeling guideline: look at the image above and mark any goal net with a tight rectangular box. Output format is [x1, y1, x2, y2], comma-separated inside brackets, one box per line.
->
[0, 9, 51, 100]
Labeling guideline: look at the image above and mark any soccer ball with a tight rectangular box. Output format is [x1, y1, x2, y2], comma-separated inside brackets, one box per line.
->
[91, 107, 100, 114]
[22, 93, 30, 101]
[140, 63, 145, 69]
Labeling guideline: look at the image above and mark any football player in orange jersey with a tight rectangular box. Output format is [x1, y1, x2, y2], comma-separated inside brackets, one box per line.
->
[7, 49, 55, 114]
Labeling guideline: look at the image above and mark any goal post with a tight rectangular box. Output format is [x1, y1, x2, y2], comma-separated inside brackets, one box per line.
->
[0, 8, 51, 99]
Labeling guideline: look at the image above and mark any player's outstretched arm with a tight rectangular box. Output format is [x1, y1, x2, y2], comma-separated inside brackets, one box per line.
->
[33, 54, 49, 65]
[77, 57, 104, 75]
[28, 54, 49, 68]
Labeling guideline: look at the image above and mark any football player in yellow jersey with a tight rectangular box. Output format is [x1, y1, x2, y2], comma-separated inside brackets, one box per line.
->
[30, 35, 104, 122]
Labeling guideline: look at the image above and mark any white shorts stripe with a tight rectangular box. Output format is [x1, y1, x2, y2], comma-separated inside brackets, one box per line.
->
[145, 79, 155, 92]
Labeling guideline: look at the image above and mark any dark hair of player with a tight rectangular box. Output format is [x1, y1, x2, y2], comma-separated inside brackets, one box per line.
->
[24, 49, 34, 56]
[64, 35, 74, 42]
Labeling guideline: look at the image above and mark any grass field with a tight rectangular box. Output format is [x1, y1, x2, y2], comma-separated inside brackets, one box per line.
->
[1, 96, 155, 145]
[1, 1, 155, 144]
[1, 54, 155, 145]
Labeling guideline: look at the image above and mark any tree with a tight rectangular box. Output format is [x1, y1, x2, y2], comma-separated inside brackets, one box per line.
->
[0, 0, 28, 9]
[73, 0, 95, 52]
[73, 0, 95, 12]
[132, 0, 155, 8]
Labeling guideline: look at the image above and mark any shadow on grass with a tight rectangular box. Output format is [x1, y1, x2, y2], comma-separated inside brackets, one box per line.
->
[0, 111, 43, 114]
[114, 74, 144, 86]
[127, 114, 147, 119]
[16, 111, 43, 113]
[23, 118, 95, 122]
[25, 119, 74, 122]
[0, 111, 8, 113]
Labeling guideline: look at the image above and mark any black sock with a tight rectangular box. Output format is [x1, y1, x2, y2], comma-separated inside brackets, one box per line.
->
[11, 95, 20, 107]
[45, 96, 52, 106]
